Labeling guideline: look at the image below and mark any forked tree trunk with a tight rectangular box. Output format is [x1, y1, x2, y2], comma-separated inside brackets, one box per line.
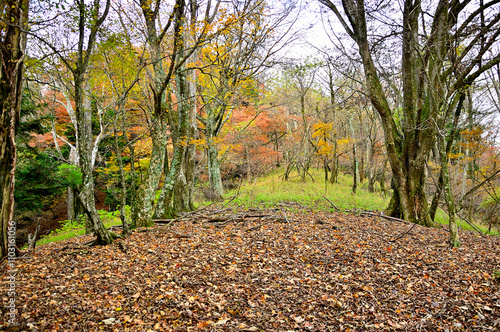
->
[155, 49, 196, 217]
[74, 79, 114, 244]
[174, 25, 198, 211]
[171, 60, 194, 213]
[70, 0, 113, 244]
[132, 8, 169, 226]
[133, 0, 186, 226]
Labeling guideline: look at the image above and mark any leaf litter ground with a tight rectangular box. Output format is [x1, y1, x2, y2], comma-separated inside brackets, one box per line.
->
[2, 207, 500, 331]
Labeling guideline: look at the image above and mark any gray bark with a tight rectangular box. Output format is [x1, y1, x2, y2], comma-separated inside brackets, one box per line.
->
[437, 135, 460, 247]
[133, 0, 186, 226]
[207, 138, 224, 199]
[113, 115, 130, 235]
[319, 0, 500, 225]
[348, 116, 358, 194]
[68, 0, 114, 244]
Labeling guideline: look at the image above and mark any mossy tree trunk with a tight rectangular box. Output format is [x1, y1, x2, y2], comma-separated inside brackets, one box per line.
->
[133, 0, 186, 226]
[437, 134, 460, 247]
[319, 0, 500, 225]
[207, 135, 224, 200]
[155, 1, 207, 217]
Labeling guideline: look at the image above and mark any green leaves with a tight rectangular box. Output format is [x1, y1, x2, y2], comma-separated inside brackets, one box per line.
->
[57, 164, 83, 188]
[15, 151, 65, 213]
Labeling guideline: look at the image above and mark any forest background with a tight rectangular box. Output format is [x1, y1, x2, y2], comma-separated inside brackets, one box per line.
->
[1, 0, 500, 259]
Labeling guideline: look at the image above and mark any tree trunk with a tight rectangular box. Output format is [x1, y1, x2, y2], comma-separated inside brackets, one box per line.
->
[0, 0, 29, 259]
[438, 136, 460, 247]
[323, 158, 329, 182]
[367, 137, 376, 192]
[329, 140, 339, 184]
[70, 0, 113, 244]
[74, 78, 114, 244]
[366, 137, 377, 192]
[133, 0, 180, 227]
[67, 187, 76, 222]
[133, 116, 168, 227]
[184, 68, 198, 211]
[171, 64, 195, 212]
[153, 141, 174, 219]
[379, 158, 388, 196]
[66, 146, 82, 223]
[113, 114, 130, 236]
[348, 116, 358, 194]
[122, 119, 138, 226]
[155, 60, 194, 217]
[207, 141, 224, 200]
[178, 18, 199, 211]
[320, 0, 500, 228]
[67, 186, 83, 226]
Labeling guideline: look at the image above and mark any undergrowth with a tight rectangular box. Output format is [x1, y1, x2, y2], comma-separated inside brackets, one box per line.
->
[35, 209, 125, 246]
[223, 168, 388, 212]
[35, 168, 497, 247]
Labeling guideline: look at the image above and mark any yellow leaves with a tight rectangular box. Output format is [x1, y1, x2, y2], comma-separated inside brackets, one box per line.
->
[312, 122, 333, 138]
[189, 138, 206, 147]
[312, 121, 335, 157]
[448, 152, 464, 160]
[337, 137, 353, 146]
[317, 142, 333, 156]
[134, 137, 153, 157]
[175, 136, 189, 147]
[459, 127, 490, 156]
[97, 156, 120, 175]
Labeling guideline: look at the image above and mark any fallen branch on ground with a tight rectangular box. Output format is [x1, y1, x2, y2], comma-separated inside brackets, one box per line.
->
[323, 196, 341, 212]
[390, 222, 418, 242]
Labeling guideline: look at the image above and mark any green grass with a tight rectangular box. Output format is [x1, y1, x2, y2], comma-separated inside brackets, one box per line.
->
[34, 168, 497, 247]
[221, 167, 498, 235]
[35, 209, 123, 246]
[434, 208, 499, 235]
[224, 168, 389, 212]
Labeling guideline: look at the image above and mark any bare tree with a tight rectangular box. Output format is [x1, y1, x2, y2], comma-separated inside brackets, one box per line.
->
[319, 0, 500, 246]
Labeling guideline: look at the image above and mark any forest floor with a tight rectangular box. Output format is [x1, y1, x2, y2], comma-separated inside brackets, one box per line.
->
[1, 207, 500, 331]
